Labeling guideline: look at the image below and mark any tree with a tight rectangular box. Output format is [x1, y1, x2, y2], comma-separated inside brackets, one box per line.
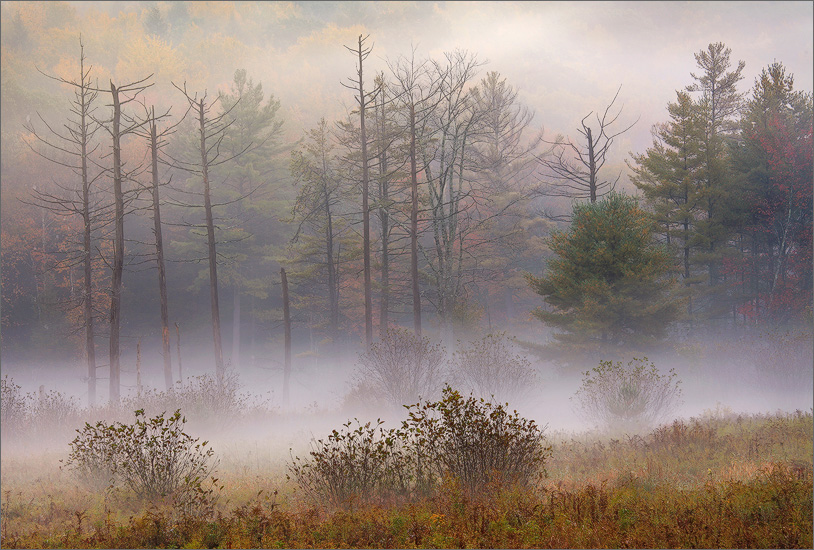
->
[170, 83, 245, 386]
[343, 34, 379, 347]
[216, 69, 286, 370]
[525, 192, 682, 358]
[629, 90, 705, 320]
[685, 42, 745, 317]
[22, 39, 107, 406]
[95, 74, 154, 404]
[732, 63, 813, 323]
[538, 85, 638, 206]
[388, 49, 438, 337]
[289, 118, 348, 341]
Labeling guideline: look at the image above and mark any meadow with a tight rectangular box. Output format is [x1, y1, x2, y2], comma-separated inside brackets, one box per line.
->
[1, 396, 811, 549]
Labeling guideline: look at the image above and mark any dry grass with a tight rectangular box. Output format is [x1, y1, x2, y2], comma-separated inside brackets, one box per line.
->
[1, 409, 811, 548]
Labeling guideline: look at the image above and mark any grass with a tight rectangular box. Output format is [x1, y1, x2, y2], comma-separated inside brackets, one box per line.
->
[1, 409, 812, 548]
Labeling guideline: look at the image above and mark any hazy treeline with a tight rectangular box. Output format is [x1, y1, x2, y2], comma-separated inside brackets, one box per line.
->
[1, 2, 811, 407]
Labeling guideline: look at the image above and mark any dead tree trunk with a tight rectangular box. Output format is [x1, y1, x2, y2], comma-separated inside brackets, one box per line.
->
[148, 107, 173, 391]
[281, 267, 292, 408]
[198, 97, 227, 383]
[109, 81, 124, 405]
[409, 102, 422, 337]
[344, 34, 379, 347]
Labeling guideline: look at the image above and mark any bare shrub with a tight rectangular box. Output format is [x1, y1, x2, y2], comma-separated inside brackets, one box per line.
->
[450, 332, 537, 403]
[0, 376, 29, 437]
[356, 328, 448, 410]
[117, 371, 250, 432]
[65, 409, 220, 514]
[287, 419, 409, 509]
[31, 388, 81, 437]
[401, 385, 551, 496]
[573, 357, 682, 433]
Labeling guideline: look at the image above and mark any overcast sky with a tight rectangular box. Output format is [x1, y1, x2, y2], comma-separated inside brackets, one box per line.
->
[43, 1, 814, 168]
[225, 1, 814, 164]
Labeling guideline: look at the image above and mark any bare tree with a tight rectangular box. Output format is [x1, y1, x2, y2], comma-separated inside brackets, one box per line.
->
[538, 85, 638, 204]
[130, 101, 186, 392]
[169, 83, 247, 386]
[22, 39, 106, 406]
[388, 48, 442, 337]
[342, 34, 381, 347]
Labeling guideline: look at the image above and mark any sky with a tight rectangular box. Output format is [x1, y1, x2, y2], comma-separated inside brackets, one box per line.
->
[231, 0, 814, 159]
[24, 1, 814, 167]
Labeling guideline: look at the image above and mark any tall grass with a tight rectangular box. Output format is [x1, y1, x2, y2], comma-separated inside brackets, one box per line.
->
[2, 409, 811, 548]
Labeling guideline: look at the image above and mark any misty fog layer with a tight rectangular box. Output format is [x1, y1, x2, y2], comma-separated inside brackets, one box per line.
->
[1, 2, 812, 460]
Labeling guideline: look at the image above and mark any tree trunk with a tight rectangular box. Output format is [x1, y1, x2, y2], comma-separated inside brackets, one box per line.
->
[80, 57, 96, 407]
[198, 98, 226, 383]
[175, 322, 182, 383]
[356, 36, 374, 347]
[281, 267, 292, 408]
[109, 81, 124, 405]
[232, 284, 241, 370]
[149, 108, 173, 391]
[410, 103, 421, 337]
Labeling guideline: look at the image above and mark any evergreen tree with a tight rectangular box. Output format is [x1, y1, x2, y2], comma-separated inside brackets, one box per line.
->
[525, 192, 682, 358]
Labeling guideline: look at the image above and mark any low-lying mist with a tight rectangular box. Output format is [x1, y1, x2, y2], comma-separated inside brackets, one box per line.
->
[2, 326, 811, 468]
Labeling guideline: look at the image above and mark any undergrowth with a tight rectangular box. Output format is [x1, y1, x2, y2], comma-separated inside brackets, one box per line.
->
[1, 409, 811, 548]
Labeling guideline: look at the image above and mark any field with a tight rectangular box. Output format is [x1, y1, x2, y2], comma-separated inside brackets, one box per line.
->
[1, 405, 811, 549]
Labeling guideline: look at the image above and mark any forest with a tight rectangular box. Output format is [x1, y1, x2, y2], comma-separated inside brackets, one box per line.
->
[0, 2, 812, 548]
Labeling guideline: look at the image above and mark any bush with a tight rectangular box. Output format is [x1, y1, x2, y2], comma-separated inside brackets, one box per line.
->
[402, 385, 551, 496]
[287, 419, 409, 509]
[0, 376, 29, 437]
[356, 328, 448, 410]
[65, 409, 219, 513]
[450, 332, 537, 403]
[573, 357, 682, 433]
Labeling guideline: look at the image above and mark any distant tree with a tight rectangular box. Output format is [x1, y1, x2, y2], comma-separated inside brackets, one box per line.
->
[216, 69, 286, 370]
[685, 42, 745, 316]
[526, 192, 682, 358]
[629, 90, 705, 320]
[170, 83, 245, 386]
[538, 85, 638, 206]
[342, 34, 379, 347]
[22, 40, 106, 405]
[732, 62, 813, 323]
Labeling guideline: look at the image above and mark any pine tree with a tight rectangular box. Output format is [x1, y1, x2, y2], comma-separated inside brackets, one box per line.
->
[525, 192, 682, 359]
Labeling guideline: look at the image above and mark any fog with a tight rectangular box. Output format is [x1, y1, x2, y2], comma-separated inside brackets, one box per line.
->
[1, 0, 812, 481]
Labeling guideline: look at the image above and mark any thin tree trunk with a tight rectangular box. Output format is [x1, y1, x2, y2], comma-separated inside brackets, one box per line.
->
[410, 103, 421, 337]
[149, 107, 173, 391]
[356, 36, 374, 347]
[376, 83, 390, 334]
[232, 284, 241, 370]
[175, 322, 182, 383]
[198, 98, 226, 383]
[80, 55, 96, 407]
[281, 267, 292, 408]
[109, 81, 124, 405]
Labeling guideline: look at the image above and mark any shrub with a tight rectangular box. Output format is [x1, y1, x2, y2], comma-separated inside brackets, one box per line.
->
[287, 419, 409, 509]
[65, 409, 219, 513]
[402, 385, 551, 496]
[116, 371, 251, 432]
[0, 376, 29, 437]
[573, 357, 682, 433]
[450, 332, 537, 403]
[356, 328, 448, 410]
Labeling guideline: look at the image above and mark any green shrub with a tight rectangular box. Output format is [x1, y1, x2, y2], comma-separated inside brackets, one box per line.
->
[287, 419, 409, 508]
[573, 357, 682, 433]
[401, 385, 551, 496]
[65, 409, 219, 513]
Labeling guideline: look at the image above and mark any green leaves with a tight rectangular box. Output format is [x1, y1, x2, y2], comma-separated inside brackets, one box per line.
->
[527, 192, 682, 355]
[65, 409, 219, 514]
